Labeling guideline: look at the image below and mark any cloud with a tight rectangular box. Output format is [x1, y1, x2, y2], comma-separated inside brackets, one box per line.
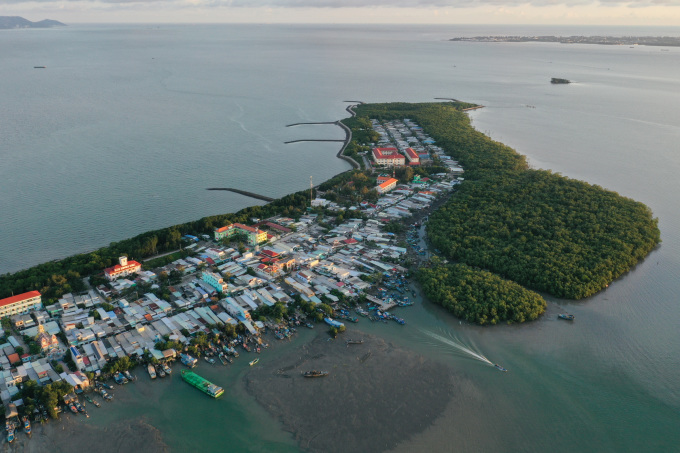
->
[4, 0, 680, 8]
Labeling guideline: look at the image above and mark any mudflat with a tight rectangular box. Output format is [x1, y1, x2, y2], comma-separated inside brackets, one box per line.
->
[244, 331, 456, 453]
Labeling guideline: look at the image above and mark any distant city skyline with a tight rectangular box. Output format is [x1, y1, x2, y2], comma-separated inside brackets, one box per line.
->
[3, 0, 680, 26]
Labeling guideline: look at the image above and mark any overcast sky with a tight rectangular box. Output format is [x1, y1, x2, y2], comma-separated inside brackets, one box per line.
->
[4, 0, 680, 25]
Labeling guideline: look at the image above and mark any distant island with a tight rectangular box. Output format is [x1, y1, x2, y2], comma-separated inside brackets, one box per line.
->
[0, 16, 66, 29]
[450, 35, 680, 47]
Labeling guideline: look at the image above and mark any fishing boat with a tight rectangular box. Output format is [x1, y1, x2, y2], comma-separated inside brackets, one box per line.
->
[181, 353, 198, 368]
[148, 364, 157, 379]
[305, 322, 314, 329]
[205, 357, 216, 365]
[124, 370, 135, 381]
[181, 370, 224, 398]
[99, 382, 114, 390]
[162, 362, 172, 375]
[23, 416, 31, 436]
[156, 364, 166, 378]
[558, 313, 575, 321]
[7, 428, 14, 443]
[113, 372, 128, 385]
[346, 339, 364, 345]
[218, 354, 229, 366]
[494, 364, 508, 372]
[75, 401, 85, 413]
[85, 396, 100, 408]
[69, 403, 78, 414]
[249, 358, 259, 366]
[302, 370, 329, 378]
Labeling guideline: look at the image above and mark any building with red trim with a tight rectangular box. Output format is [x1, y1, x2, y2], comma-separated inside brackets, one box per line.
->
[404, 147, 420, 166]
[0, 291, 42, 318]
[214, 223, 267, 246]
[104, 256, 142, 281]
[372, 147, 405, 166]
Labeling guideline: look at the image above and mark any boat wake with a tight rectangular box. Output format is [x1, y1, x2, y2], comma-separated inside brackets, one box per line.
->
[420, 328, 493, 366]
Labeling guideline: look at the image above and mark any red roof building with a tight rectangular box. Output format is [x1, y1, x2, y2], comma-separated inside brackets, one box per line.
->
[376, 177, 399, 194]
[0, 291, 42, 318]
[404, 147, 420, 165]
[104, 256, 142, 281]
[372, 147, 405, 166]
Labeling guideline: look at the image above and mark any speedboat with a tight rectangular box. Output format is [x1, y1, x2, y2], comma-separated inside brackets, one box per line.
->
[558, 313, 575, 321]
[249, 358, 259, 366]
[494, 364, 508, 372]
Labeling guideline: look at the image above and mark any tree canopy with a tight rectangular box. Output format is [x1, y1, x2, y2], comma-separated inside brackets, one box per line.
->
[417, 264, 546, 325]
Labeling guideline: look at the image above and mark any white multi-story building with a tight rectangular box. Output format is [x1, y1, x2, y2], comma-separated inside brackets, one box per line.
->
[0, 291, 42, 318]
[104, 256, 142, 281]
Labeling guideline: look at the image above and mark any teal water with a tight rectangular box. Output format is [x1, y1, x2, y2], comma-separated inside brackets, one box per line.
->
[2, 24, 680, 452]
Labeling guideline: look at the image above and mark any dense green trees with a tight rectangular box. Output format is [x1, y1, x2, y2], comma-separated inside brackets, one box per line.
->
[418, 264, 546, 325]
[427, 170, 660, 298]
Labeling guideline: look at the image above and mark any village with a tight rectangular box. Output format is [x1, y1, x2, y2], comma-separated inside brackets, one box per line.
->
[0, 116, 465, 443]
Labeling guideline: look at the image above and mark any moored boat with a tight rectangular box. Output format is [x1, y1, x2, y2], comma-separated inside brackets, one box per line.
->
[162, 362, 172, 375]
[69, 403, 78, 414]
[23, 416, 31, 436]
[7, 428, 14, 443]
[148, 364, 157, 379]
[249, 358, 259, 366]
[558, 313, 575, 321]
[181, 353, 198, 368]
[205, 357, 216, 365]
[156, 364, 166, 378]
[86, 396, 101, 407]
[302, 370, 329, 378]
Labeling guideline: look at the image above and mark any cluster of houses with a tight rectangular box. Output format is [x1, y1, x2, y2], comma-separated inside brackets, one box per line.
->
[0, 115, 464, 412]
[370, 118, 436, 166]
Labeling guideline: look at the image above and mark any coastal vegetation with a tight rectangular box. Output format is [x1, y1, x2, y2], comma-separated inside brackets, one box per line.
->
[417, 263, 546, 325]
[426, 170, 660, 298]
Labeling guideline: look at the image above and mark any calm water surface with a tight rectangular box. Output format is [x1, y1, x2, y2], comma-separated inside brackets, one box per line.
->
[2, 24, 679, 452]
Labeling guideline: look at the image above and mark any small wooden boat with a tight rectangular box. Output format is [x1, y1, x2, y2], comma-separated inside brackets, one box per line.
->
[249, 358, 259, 366]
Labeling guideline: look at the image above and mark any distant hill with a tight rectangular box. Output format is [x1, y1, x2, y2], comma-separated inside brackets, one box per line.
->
[0, 16, 66, 29]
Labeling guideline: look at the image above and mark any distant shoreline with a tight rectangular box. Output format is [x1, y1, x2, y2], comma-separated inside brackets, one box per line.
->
[450, 35, 680, 47]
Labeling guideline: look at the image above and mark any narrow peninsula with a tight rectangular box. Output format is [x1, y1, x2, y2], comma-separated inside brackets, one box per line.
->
[450, 35, 680, 47]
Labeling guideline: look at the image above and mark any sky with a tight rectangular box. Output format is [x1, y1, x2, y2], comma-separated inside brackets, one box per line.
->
[3, 0, 680, 25]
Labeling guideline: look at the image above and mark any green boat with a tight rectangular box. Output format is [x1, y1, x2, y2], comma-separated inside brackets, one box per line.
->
[181, 370, 224, 398]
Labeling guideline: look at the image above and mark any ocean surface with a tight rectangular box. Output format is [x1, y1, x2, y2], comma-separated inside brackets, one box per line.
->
[2, 24, 680, 452]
